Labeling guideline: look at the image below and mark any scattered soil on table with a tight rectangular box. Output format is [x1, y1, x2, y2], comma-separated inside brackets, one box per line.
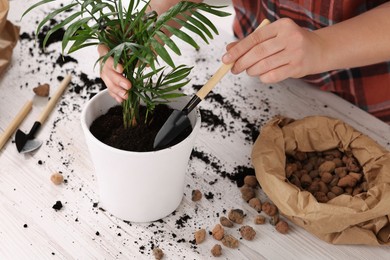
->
[89, 104, 192, 152]
[52, 201, 63, 211]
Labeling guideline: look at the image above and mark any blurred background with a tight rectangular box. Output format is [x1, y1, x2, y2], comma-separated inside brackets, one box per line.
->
[204, 0, 234, 35]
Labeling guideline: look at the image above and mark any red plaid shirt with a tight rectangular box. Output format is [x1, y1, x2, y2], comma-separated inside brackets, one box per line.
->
[232, 0, 390, 123]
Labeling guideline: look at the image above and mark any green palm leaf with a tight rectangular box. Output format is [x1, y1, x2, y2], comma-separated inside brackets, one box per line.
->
[62, 17, 93, 52]
[163, 25, 199, 49]
[192, 11, 219, 35]
[172, 17, 208, 43]
[21, 0, 55, 19]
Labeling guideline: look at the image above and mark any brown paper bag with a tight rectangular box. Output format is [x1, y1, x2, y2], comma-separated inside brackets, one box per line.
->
[0, 0, 20, 76]
[252, 115, 390, 245]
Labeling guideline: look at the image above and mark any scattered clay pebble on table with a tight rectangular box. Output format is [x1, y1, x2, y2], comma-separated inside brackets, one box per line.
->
[243, 175, 258, 188]
[228, 209, 245, 224]
[261, 201, 278, 216]
[221, 234, 239, 249]
[219, 216, 234, 228]
[254, 215, 266, 225]
[50, 172, 64, 185]
[239, 225, 256, 241]
[240, 185, 256, 202]
[194, 228, 206, 244]
[270, 214, 280, 226]
[211, 224, 224, 240]
[33, 83, 50, 97]
[191, 189, 202, 202]
[153, 248, 164, 260]
[211, 244, 222, 257]
[275, 220, 289, 234]
[248, 197, 262, 212]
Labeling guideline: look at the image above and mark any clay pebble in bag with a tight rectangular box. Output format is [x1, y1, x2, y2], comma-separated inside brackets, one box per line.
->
[251, 115, 390, 245]
[0, 0, 20, 76]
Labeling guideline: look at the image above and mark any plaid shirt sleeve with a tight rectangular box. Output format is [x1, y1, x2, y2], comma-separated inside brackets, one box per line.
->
[232, 0, 390, 124]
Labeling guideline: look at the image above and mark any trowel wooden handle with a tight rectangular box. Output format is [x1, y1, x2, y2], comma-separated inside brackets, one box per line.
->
[0, 100, 33, 150]
[195, 19, 271, 100]
[38, 74, 72, 124]
[196, 63, 233, 99]
[256, 18, 271, 29]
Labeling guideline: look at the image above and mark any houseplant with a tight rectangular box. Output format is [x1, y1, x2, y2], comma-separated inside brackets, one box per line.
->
[23, 0, 229, 221]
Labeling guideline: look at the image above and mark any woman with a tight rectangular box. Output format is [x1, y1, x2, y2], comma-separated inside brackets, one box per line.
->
[99, 0, 390, 123]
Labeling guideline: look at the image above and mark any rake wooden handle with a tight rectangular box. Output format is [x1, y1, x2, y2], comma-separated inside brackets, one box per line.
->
[38, 74, 72, 124]
[196, 19, 271, 100]
[0, 100, 33, 150]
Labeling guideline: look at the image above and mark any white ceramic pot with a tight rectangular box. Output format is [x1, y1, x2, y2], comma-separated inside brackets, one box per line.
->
[80, 89, 200, 222]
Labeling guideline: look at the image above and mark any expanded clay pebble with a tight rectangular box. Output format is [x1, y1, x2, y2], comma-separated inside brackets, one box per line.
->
[212, 224, 224, 240]
[239, 225, 256, 241]
[248, 197, 262, 212]
[269, 214, 280, 226]
[33, 83, 50, 97]
[219, 216, 234, 228]
[194, 228, 206, 244]
[211, 244, 222, 257]
[221, 234, 239, 249]
[243, 175, 258, 188]
[254, 215, 266, 225]
[191, 189, 202, 201]
[50, 172, 64, 185]
[261, 202, 278, 216]
[153, 248, 164, 260]
[240, 185, 256, 202]
[286, 149, 366, 202]
[275, 220, 289, 234]
[228, 209, 245, 224]
[318, 161, 336, 173]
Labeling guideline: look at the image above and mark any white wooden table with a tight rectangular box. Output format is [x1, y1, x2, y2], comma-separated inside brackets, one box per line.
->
[1, 1, 390, 259]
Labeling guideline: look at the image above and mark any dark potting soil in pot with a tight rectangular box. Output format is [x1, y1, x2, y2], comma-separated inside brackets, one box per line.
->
[89, 104, 192, 152]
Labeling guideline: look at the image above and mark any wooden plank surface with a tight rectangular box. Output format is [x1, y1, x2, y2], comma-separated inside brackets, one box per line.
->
[1, 1, 390, 259]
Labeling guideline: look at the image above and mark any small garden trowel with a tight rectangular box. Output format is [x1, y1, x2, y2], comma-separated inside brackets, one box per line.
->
[153, 19, 271, 149]
[16, 74, 72, 153]
[153, 62, 233, 149]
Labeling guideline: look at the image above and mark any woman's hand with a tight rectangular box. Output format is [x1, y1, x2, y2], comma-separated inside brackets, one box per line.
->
[222, 18, 324, 83]
[97, 44, 132, 103]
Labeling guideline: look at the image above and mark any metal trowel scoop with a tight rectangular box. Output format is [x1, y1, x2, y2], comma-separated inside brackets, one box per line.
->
[153, 63, 233, 149]
[16, 74, 72, 153]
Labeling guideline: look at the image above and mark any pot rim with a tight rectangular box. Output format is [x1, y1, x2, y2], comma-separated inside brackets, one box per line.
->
[80, 88, 201, 155]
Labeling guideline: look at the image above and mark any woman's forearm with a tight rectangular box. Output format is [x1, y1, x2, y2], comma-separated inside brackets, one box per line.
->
[148, 0, 203, 15]
[314, 2, 390, 73]
[147, 0, 204, 38]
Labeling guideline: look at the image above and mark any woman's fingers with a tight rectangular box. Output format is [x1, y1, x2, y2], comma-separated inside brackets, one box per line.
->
[231, 37, 285, 74]
[98, 45, 132, 102]
[259, 64, 296, 83]
[101, 74, 129, 102]
[222, 24, 276, 65]
[246, 51, 290, 78]
[225, 41, 239, 51]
